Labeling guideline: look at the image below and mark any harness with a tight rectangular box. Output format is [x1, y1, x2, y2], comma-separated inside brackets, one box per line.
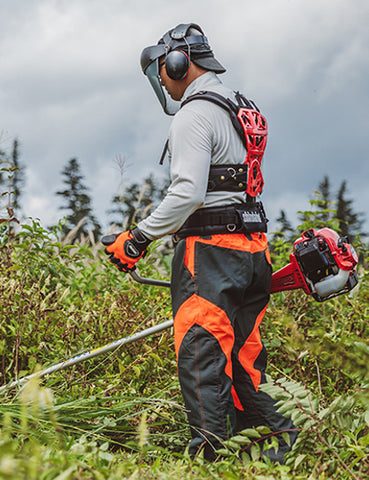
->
[181, 90, 268, 197]
[175, 90, 269, 239]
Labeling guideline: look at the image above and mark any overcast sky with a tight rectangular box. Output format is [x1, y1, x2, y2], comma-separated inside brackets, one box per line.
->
[1, 0, 369, 234]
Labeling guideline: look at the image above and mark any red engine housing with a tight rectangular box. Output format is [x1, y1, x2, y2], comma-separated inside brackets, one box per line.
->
[271, 228, 358, 301]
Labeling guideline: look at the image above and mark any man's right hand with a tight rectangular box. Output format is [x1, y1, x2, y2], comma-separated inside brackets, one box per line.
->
[101, 227, 151, 272]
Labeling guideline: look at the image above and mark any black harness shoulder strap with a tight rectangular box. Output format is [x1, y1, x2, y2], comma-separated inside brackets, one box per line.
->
[159, 139, 169, 165]
[160, 91, 245, 164]
[181, 90, 258, 149]
[160, 91, 260, 164]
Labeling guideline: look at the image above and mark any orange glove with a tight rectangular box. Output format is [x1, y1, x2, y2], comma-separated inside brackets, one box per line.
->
[102, 227, 151, 272]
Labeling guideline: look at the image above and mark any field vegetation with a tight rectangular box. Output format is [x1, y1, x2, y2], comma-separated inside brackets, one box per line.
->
[0, 160, 368, 478]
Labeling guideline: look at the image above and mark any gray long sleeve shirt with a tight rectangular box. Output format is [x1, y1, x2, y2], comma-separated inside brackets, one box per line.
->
[138, 71, 247, 240]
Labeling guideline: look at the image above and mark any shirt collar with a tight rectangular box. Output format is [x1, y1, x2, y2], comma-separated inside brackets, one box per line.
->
[182, 71, 222, 100]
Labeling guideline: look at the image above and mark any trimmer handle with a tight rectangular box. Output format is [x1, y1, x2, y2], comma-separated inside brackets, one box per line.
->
[129, 271, 170, 288]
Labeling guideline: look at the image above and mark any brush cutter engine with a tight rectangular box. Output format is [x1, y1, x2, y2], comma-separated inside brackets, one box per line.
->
[271, 228, 358, 302]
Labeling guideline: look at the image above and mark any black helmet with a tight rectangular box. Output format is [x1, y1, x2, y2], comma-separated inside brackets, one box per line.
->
[140, 23, 226, 115]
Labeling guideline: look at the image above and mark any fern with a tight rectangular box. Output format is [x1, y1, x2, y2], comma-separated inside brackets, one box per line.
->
[260, 377, 369, 478]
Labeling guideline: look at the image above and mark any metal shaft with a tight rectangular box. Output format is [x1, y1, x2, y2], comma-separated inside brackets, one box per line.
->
[0, 270, 172, 393]
[0, 319, 173, 393]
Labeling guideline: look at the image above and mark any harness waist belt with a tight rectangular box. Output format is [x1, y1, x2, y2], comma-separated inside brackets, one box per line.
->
[174, 202, 268, 240]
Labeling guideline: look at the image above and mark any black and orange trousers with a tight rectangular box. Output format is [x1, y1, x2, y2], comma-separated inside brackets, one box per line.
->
[171, 232, 296, 461]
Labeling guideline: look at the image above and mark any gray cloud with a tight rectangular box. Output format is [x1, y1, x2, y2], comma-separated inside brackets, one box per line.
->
[1, 0, 368, 232]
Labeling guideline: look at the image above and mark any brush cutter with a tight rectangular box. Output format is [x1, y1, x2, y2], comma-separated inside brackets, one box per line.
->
[133, 227, 359, 302]
[0, 227, 358, 393]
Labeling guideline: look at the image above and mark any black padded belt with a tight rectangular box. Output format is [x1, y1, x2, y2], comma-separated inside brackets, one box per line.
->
[174, 202, 268, 241]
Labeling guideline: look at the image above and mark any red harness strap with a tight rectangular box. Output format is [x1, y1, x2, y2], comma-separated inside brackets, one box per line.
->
[237, 106, 267, 196]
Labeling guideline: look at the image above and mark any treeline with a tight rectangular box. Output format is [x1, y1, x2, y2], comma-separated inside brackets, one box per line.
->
[273, 176, 365, 244]
[0, 140, 169, 242]
[0, 138, 365, 244]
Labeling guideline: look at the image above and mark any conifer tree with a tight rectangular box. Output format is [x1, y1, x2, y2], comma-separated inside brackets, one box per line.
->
[108, 173, 169, 229]
[0, 149, 6, 218]
[10, 139, 25, 214]
[0, 149, 5, 191]
[335, 180, 364, 241]
[0, 138, 25, 219]
[275, 209, 295, 239]
[317, 175, 332, 222]
[108, 182, 140, 229]
[298, 177, 365, 241]
[56, 158, 101, 241]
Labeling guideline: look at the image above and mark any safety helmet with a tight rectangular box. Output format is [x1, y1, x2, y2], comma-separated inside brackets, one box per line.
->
[140, 23, 226, 115]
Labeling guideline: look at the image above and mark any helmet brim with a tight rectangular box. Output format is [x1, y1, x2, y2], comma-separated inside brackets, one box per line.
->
[192, 54, 226, 74]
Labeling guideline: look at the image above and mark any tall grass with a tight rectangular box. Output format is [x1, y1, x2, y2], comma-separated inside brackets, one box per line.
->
[0, 211, 369, 478]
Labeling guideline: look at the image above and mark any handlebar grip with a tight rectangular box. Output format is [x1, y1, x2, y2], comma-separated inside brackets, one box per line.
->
[101, 233, 120, 246]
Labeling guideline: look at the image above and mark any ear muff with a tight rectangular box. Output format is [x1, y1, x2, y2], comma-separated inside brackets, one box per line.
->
[165, 50, 190, 80]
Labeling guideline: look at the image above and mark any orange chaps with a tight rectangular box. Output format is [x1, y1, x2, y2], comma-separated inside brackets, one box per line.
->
[171, 233, 297, 462]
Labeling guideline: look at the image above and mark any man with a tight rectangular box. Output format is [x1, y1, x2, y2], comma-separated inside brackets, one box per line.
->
[103, 23, 297, 462]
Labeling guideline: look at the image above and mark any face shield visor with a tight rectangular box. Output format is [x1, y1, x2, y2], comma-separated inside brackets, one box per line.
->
[140, 45, 180, 116]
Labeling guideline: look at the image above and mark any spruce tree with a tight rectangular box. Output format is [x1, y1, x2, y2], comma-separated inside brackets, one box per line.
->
[0, 149, 6, 218]
[317, 175, 332, 222]
[109, 182, 141, 229]
[10, 139, 25, 214]
[56, 158, 101, 241]
[0, 138, 25, 219]
[335, 180, 364, 241]
[0, 149, 5, 191]
[108, 174, 169, 229]
[276, 209, 295, 239]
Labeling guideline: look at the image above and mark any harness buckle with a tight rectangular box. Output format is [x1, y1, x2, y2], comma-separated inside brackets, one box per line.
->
[227, 167, 237, 180]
